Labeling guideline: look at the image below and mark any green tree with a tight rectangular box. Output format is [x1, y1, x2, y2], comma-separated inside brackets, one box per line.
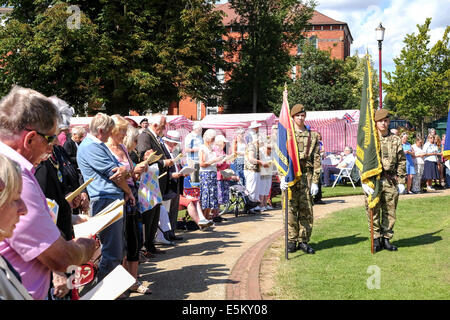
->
[0, 0, 227, 115]
[287, 44, 378, 112]
[384, 18, 450, 128]
[223, 0, 315, 113]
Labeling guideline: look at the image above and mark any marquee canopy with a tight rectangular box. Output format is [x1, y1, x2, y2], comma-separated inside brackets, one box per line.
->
[304, 109, 360, 153]
[200, 113, 278, 129]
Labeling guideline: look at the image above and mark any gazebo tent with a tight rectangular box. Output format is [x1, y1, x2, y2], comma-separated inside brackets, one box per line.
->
[199, 113, 278, 144]
[304, 109, 360, 154]
[69, 115, 194, 148]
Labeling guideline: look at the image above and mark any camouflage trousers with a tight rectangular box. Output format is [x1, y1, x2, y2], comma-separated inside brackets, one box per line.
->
[364, 178, 399, 240]
[284, 174, 314, 243]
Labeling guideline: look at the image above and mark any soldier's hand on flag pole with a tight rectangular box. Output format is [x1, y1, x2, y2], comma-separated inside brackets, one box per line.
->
[310, 183, 319, 196]
[362, 183, 374, 195]
[397, 183, 405, 194]
[280, 176, 288, 191]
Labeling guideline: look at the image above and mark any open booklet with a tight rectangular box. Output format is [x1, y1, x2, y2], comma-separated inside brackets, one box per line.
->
[220, 168, 236, 179]
[73, 199, 125, 238]
[80, 265, 135, 300]
[65, 178, 94, 203]
[179, 166, 195, 175]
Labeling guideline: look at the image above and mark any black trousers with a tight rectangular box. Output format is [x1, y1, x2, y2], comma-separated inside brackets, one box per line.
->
[169, 194, 180, 231]
[142, 204, 161, 251]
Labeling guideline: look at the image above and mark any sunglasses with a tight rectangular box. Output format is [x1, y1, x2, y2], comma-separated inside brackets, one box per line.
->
[25, 128, 58, 145]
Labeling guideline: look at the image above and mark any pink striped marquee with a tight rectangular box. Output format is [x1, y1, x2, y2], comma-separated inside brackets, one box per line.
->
[303, 110, 360, 154]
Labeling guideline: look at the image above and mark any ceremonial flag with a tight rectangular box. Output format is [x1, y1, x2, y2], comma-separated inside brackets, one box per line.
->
[274, 86, 302, 198]
[355, 56, 382, 209]
[443, 107, 450, 161]
[343, 112, 355, 123]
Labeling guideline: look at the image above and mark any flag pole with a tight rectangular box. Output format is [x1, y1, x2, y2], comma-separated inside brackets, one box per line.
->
[370, 208, 374, 254]
[284, 190, 289, 260]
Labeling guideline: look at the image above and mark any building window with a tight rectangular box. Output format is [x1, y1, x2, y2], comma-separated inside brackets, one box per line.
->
[297, 39, 304, 55]
[217, 68, 225, 84]
[206, 106, 219, 115]
[309, 36, 318, 49]
[291, 65, 297, 81]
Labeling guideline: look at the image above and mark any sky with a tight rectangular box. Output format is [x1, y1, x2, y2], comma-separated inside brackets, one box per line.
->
[217, 0, 449, 84]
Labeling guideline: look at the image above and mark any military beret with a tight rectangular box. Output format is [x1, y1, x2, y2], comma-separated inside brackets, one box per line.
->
[291, 104, 306, 116]
[374, 108, 390, 121]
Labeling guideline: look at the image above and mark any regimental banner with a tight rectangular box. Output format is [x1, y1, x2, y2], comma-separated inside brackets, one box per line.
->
[355, 56, 382, 208]
[274, 87, 302, 199]
[443, 106, 450, 161]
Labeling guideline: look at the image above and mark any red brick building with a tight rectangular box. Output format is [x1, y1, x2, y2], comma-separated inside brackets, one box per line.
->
[168, 3, 353, 120]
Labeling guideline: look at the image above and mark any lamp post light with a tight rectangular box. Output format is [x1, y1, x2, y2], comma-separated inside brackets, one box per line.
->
[376, 22, 385, 109]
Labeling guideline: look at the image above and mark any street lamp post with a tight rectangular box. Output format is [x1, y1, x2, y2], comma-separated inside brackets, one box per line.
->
[376, 23, 385, 109]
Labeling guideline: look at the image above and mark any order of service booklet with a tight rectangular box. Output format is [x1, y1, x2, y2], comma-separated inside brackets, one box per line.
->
[73, 199, 124, 238]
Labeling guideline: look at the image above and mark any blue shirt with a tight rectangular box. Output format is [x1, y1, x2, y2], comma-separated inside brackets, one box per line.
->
[402, 143, 414, 165]
[77, 134, 124, 201]
[185, 133, 203, 161]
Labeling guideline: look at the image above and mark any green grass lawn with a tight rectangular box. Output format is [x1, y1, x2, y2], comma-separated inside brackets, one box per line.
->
[271, 196, 450, 300]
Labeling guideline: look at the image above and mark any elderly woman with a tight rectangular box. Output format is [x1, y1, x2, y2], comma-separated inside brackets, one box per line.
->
[411, 137, 425, 193]
[199, 129, 223, 220]
[214, 134, 238, 221]
[124, 126, 141, 165]
[77, 112, 134, 283]
[0, 155, 31, 300]
[422, 135, 441, 191]
[232, 128, 246, 185]
[106, 115, 150, 295]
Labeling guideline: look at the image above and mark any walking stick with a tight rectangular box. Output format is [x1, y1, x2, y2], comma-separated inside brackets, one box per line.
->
[284, 190, 289, 260]
[370, 208, 374, 254]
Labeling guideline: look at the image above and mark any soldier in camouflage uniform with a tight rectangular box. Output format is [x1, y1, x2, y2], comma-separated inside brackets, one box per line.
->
[363, 109, 406, 252]
[281, 104, 321, 254]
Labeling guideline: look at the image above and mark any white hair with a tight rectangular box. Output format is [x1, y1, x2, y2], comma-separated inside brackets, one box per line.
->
[149, 114, 165, 125]
[203, 129, 217, 143]
[89, 112, 115, 136]
[48, 96, 75, 128]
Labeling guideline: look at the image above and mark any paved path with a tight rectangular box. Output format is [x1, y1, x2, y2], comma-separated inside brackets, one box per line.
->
[128, 188, 450, 300]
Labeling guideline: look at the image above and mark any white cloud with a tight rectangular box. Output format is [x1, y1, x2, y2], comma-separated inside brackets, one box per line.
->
[317, 0, 449, 81]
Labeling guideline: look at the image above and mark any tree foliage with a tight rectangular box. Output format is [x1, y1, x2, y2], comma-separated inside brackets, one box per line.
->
[223, 0, 315, 113]
[384, 18, 450, 127]
[286, 44, 379, 113]
[0, 0, 227, 115]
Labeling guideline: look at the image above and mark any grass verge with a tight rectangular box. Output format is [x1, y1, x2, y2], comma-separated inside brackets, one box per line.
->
[271, 196, 450, 300]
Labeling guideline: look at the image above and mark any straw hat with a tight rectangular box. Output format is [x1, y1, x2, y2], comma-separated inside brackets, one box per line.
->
[248, 121, 262, 129]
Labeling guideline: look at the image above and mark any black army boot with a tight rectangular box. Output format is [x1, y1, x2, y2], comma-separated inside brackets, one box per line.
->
[298, 242, 315, 254]
[382, 238, 398, 251]
[287, 242, 297, 253]
[373, 238, 383, 252]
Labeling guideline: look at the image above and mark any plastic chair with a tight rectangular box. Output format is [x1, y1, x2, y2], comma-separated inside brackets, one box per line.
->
[331, 164, 356, 188]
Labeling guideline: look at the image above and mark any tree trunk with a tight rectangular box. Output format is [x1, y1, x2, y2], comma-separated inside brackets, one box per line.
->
[252, 79, 257, 113]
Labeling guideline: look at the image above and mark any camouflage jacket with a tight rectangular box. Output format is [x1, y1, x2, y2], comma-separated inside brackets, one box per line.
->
[295, 128, 321, 184]
[379, 132, 406, 185]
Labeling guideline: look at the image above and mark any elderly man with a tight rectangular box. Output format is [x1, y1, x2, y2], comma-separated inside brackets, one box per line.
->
[63, 125, 86, 171]
[163, 130, 187, 240]
[323, 146, 356, 187]
[77, 112, 135, 281]
[136, 114, 174, 255]
[184, 123, 203, 184]
[0, 86, 96, 299]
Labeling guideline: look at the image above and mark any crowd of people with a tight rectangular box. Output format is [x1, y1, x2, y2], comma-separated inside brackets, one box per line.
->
[0, 86, 280, 300]
[397, 128, 449, 193]
[0, 85, 448, 300]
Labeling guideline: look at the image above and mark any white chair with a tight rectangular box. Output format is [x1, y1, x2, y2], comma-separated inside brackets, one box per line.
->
[331, 164, 356, 188]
